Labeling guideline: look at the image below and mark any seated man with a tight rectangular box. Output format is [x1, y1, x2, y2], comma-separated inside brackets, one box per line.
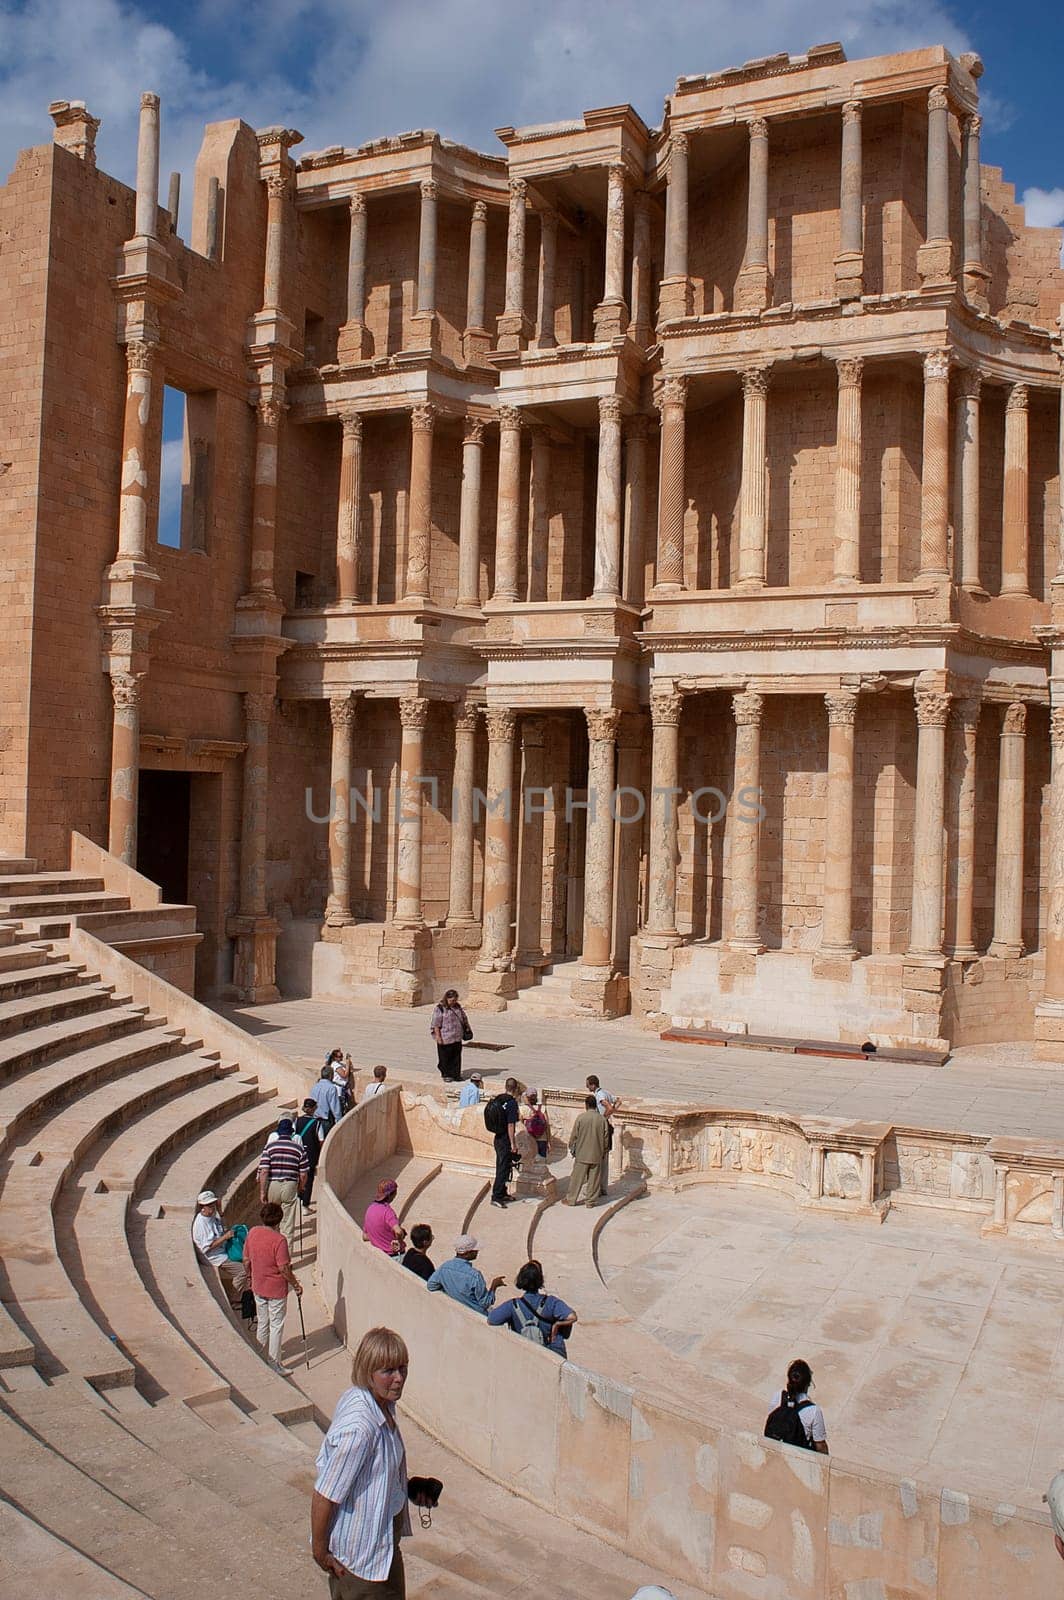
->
[425, 1234, 505, 1316]
[457, 1071, 483, 1108]
[192, 1189, 246, 1305]
[401, 1223, 436, 1281]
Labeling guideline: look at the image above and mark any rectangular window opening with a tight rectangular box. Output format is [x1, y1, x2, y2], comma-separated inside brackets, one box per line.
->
[158, 384, 217, 552]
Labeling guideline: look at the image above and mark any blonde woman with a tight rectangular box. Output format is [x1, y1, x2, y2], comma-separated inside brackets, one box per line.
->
[312, 1326, 437, 1597]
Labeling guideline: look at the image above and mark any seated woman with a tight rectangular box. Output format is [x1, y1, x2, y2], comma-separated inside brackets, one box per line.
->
[362, 1179, 405, 1256]
[487, 1259, 576, 1355]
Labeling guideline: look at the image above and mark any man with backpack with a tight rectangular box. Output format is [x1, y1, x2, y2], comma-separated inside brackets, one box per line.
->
[487, 1259, 576, 1355]
[483, 1077, 520, 1208]
[763, 1358, 828, 1453]
[294, 1098, 324, 1208]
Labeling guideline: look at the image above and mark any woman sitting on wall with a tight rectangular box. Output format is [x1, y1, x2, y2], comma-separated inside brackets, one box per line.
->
[362, 1179, 405, 1257]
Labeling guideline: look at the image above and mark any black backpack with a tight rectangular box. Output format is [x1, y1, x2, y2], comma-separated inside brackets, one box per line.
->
[763, 1392, 815, 1450]
[483, 1094, 509, 1135]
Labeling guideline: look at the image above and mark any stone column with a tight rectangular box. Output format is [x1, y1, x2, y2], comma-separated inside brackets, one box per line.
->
[630, 191, 653, 347]
[956, 369, 982, 591]
[738, 366, 770, 589]
[833, 357, 863, 584]
[1001, 384, 1029, 597]
[335, 412, 362, 604]
[338, 193, 369, 361]
[404, 404, 434, 604]
[395, 697, 429, 927]
[659, 134, 692, 320]
[622, 415, 651, 605]
[416, 179, 438, 317]
[230, 690, 280, 1003]
[517, 718, 547, 964]
[457, 417, 485, 608]
[133, 91, 160, 238]
[1057, 364, 1064, 588]
[989, 701, 1027, 957]
[1041, 708, 1064, 1002]
[653, 376, 687, 592]
[737, 118, 772, 312]
[116, 340, 157, 565]
[594, 164, 629, 339]
[492, 406, 522, 602]
[249, 392, 284, 597]
[948, 695, 980, 959]
[534, 210, 557, 350]
[479, 708, 517, 967]
[729, 691, 765, 951]
[324, 693, 357, 928]
[908, 688, 951, 956]
[263, 172, 289, 310]
[820, 690, 859, 958]
[835, 101, 864, 300]
[919, 349, 951, 579]
[463, 200, 490, 365]
[918, 87, 954, 285]
[527, 426, 551, 603]
[581, 709, 621, 968]
[962, 115, 988, 307]
[497, 178, 530, 351]
[447, 704, 479, 925]
[592, 396, 624, 599]
[615, 711, 647, 970]
[647, 687, 683, 936]
[108, 672, 142, 863]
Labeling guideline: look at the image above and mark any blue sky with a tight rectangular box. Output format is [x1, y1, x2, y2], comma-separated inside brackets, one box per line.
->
[0, 0, 1060, 231]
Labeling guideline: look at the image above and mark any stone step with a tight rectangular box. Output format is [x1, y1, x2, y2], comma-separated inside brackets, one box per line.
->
[463, 1183, 544, 1284]
[85, 1069, 256, 1193]
[0, 891, 131, 918]
[0, 942, 61, 975]
[0, 980, 120, 1042]
[0, 873, 105, 897]
[0, 958, 85, 1004]
[0, 1002, 157, 1083]
[0, 1497, 145, 1599]
[0, 857, 38, 875]
[398, 1164, 490, 1241]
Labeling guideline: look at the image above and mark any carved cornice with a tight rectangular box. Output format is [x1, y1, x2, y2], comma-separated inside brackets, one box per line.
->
[398, 695, 430, 732]
[915, 690, 951, 728]
[586, 707, 621, 742]
[733, 690, 764, 726]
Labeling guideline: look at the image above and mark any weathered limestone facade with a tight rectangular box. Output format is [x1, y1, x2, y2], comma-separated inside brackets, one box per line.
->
[2, 46, 1064, 1052]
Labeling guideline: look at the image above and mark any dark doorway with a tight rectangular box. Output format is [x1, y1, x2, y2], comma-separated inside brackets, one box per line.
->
[137, 770, 191, 904]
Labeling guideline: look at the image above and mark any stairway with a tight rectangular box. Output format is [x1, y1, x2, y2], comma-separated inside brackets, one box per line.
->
[507, 957, 584, 1018]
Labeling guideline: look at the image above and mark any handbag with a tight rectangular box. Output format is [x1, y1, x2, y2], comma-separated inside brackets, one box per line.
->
[460, 1011, 473, 1042]
[226, 1224, 248, 1263]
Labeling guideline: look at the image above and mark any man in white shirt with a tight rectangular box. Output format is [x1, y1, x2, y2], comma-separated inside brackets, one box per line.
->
[361, 1064, 389, 1100]
[191, 1190, 246, 1304]
[586, 1075, 620, 1196]
[458, 1072, 483, 1107]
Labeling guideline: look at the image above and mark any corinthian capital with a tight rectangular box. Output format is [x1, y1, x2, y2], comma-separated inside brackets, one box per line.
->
[463, 415, 486, 446]
[244, 691, 274, 727]
[915, 690, 951, 728]
[420, 179, 439, 202]
[656, 374, 687, 411]
[598, 395, 624, 426]
[836, 356, 864, 388]
[965, 112, 982, 138]
[669, 132, 689, 160]
[411, 403, 436, 434]
[1006, 384, 1029, 414]
[257, 396, 285, 428]
[825, 690, 859, 726]
[398, 696, 430, 732]
[650, 686, 683, 728]
[842, 100, 862, 125]
[125, 338, 157, 374]
[454, 701, 480, 733]
[508, 177, 527, 204]
[472, 199, 488, 223]
[1002, 701, 1027, 736]
[748, 117, 769, 141]
[586, 707, 621, 743]
[497, 404, 522, 433]
[329, 693, 358, 731]
[928, 86, 949, 113]
[1051, 707, 1064, 750]
[348, 190, 366, 217]
[110, 671, 142, 710]
[483, 707, 516, 743]
[923, 348, 951, 383]
[741, 365, 771, 399]
[733, 691, 764, 727]
[340, 410, 362, 441]
[265, 172, 290, 201]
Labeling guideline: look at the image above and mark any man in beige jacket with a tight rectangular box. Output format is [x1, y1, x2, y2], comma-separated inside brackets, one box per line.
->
[566, 1095, 610, 1207]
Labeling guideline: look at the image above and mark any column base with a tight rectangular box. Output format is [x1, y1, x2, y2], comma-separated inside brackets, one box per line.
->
[813, 945, 859, 973]
[570, 965, 629, 1020]
[648, 581, 685, 598]
[963, 262, 990, 313]
[656, 275, 693, 322]
[592, 298, 629, 340]
[321, 913, 355, 942]
[735, 264, 772, 313]
[495, 312, 533, 353]
[833, 251, 864, 302]
[337, 321, 371, 363]
[462, 327, 492, 366]
[467, 963, 518, 1013]
[917, 239, 954, 288]
[949, 944, 979, 962]
[378, 923, 431, 1008]
[227, 915, 281, 1004]
[987, 940, 1024, 960]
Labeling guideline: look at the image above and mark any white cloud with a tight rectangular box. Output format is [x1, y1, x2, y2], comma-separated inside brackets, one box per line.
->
[1021, 186, 1064, 229]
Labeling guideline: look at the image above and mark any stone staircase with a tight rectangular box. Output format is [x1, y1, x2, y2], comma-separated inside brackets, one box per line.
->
[0, 857, 696, 1599]
[507, 956, 584, 1018]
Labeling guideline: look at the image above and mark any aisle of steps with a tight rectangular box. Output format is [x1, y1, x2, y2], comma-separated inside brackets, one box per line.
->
[504, 957, 583, 1018]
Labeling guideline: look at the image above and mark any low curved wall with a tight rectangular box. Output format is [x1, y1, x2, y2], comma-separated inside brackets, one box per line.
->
[318, 1090, 1057, 1600]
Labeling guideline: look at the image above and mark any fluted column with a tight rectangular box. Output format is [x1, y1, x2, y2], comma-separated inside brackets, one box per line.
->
[729, 691, 764, 951]
[653, 376, 686, 592]
[908, 688, 951, 956]
[325, 693, 357, 927]
[737, 118, 772, 312]
[594, 164, 629, 339]
[115, 340, 158, 564]
[463, 200, 490, 365]
[659, 134, 692, 320]
[534, 209, 558, 350]
[592, 397, 624, 599]
[263, 172, 289, 311]
[404, 404, 434, 604]
[492, 406, 522, 602]
[1042, 708, 1064, 1001]
[835, 101, 864, 300]
[647, 687, 682, 937]
[497, 178, 530, 351]
[480, 708, 517, 965]
[447, 704, 478, 925]
[631, 191, 653, 347]
[1001, 384, 1029, 596]
[582, 709, 621, 968]
[517, 718, 547, 962]
[833, 358, 863, 584]
[956, 369, 982, 591]
[989, 701, 1027, 957]
[918, 87, 954, 285]
[395, 697, 428, 927]
[338, 193, 370, 361]
[527, 426, 551, 603]
[821, 690, 859, 957]
[457, 417, 485, 608]
[623, 415, 651, 605]
[108, 672, 142, 863]
[948, 695, 980, 959]
[335, 412, 362, 604]
[962, 115, 988, 307]
[738, 366, 770, 589]
[249, 392, 284, 597]
[919, 349, 951, 578]
[134, 91, 160, 239]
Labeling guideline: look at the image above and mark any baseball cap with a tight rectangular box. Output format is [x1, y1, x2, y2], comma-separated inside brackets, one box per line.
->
[454, 1234, 479, 1255]
[469, 1071, 483, 1083]
[197, 1190, 218, 1206]
[1044, 1471, 1064, 1540]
